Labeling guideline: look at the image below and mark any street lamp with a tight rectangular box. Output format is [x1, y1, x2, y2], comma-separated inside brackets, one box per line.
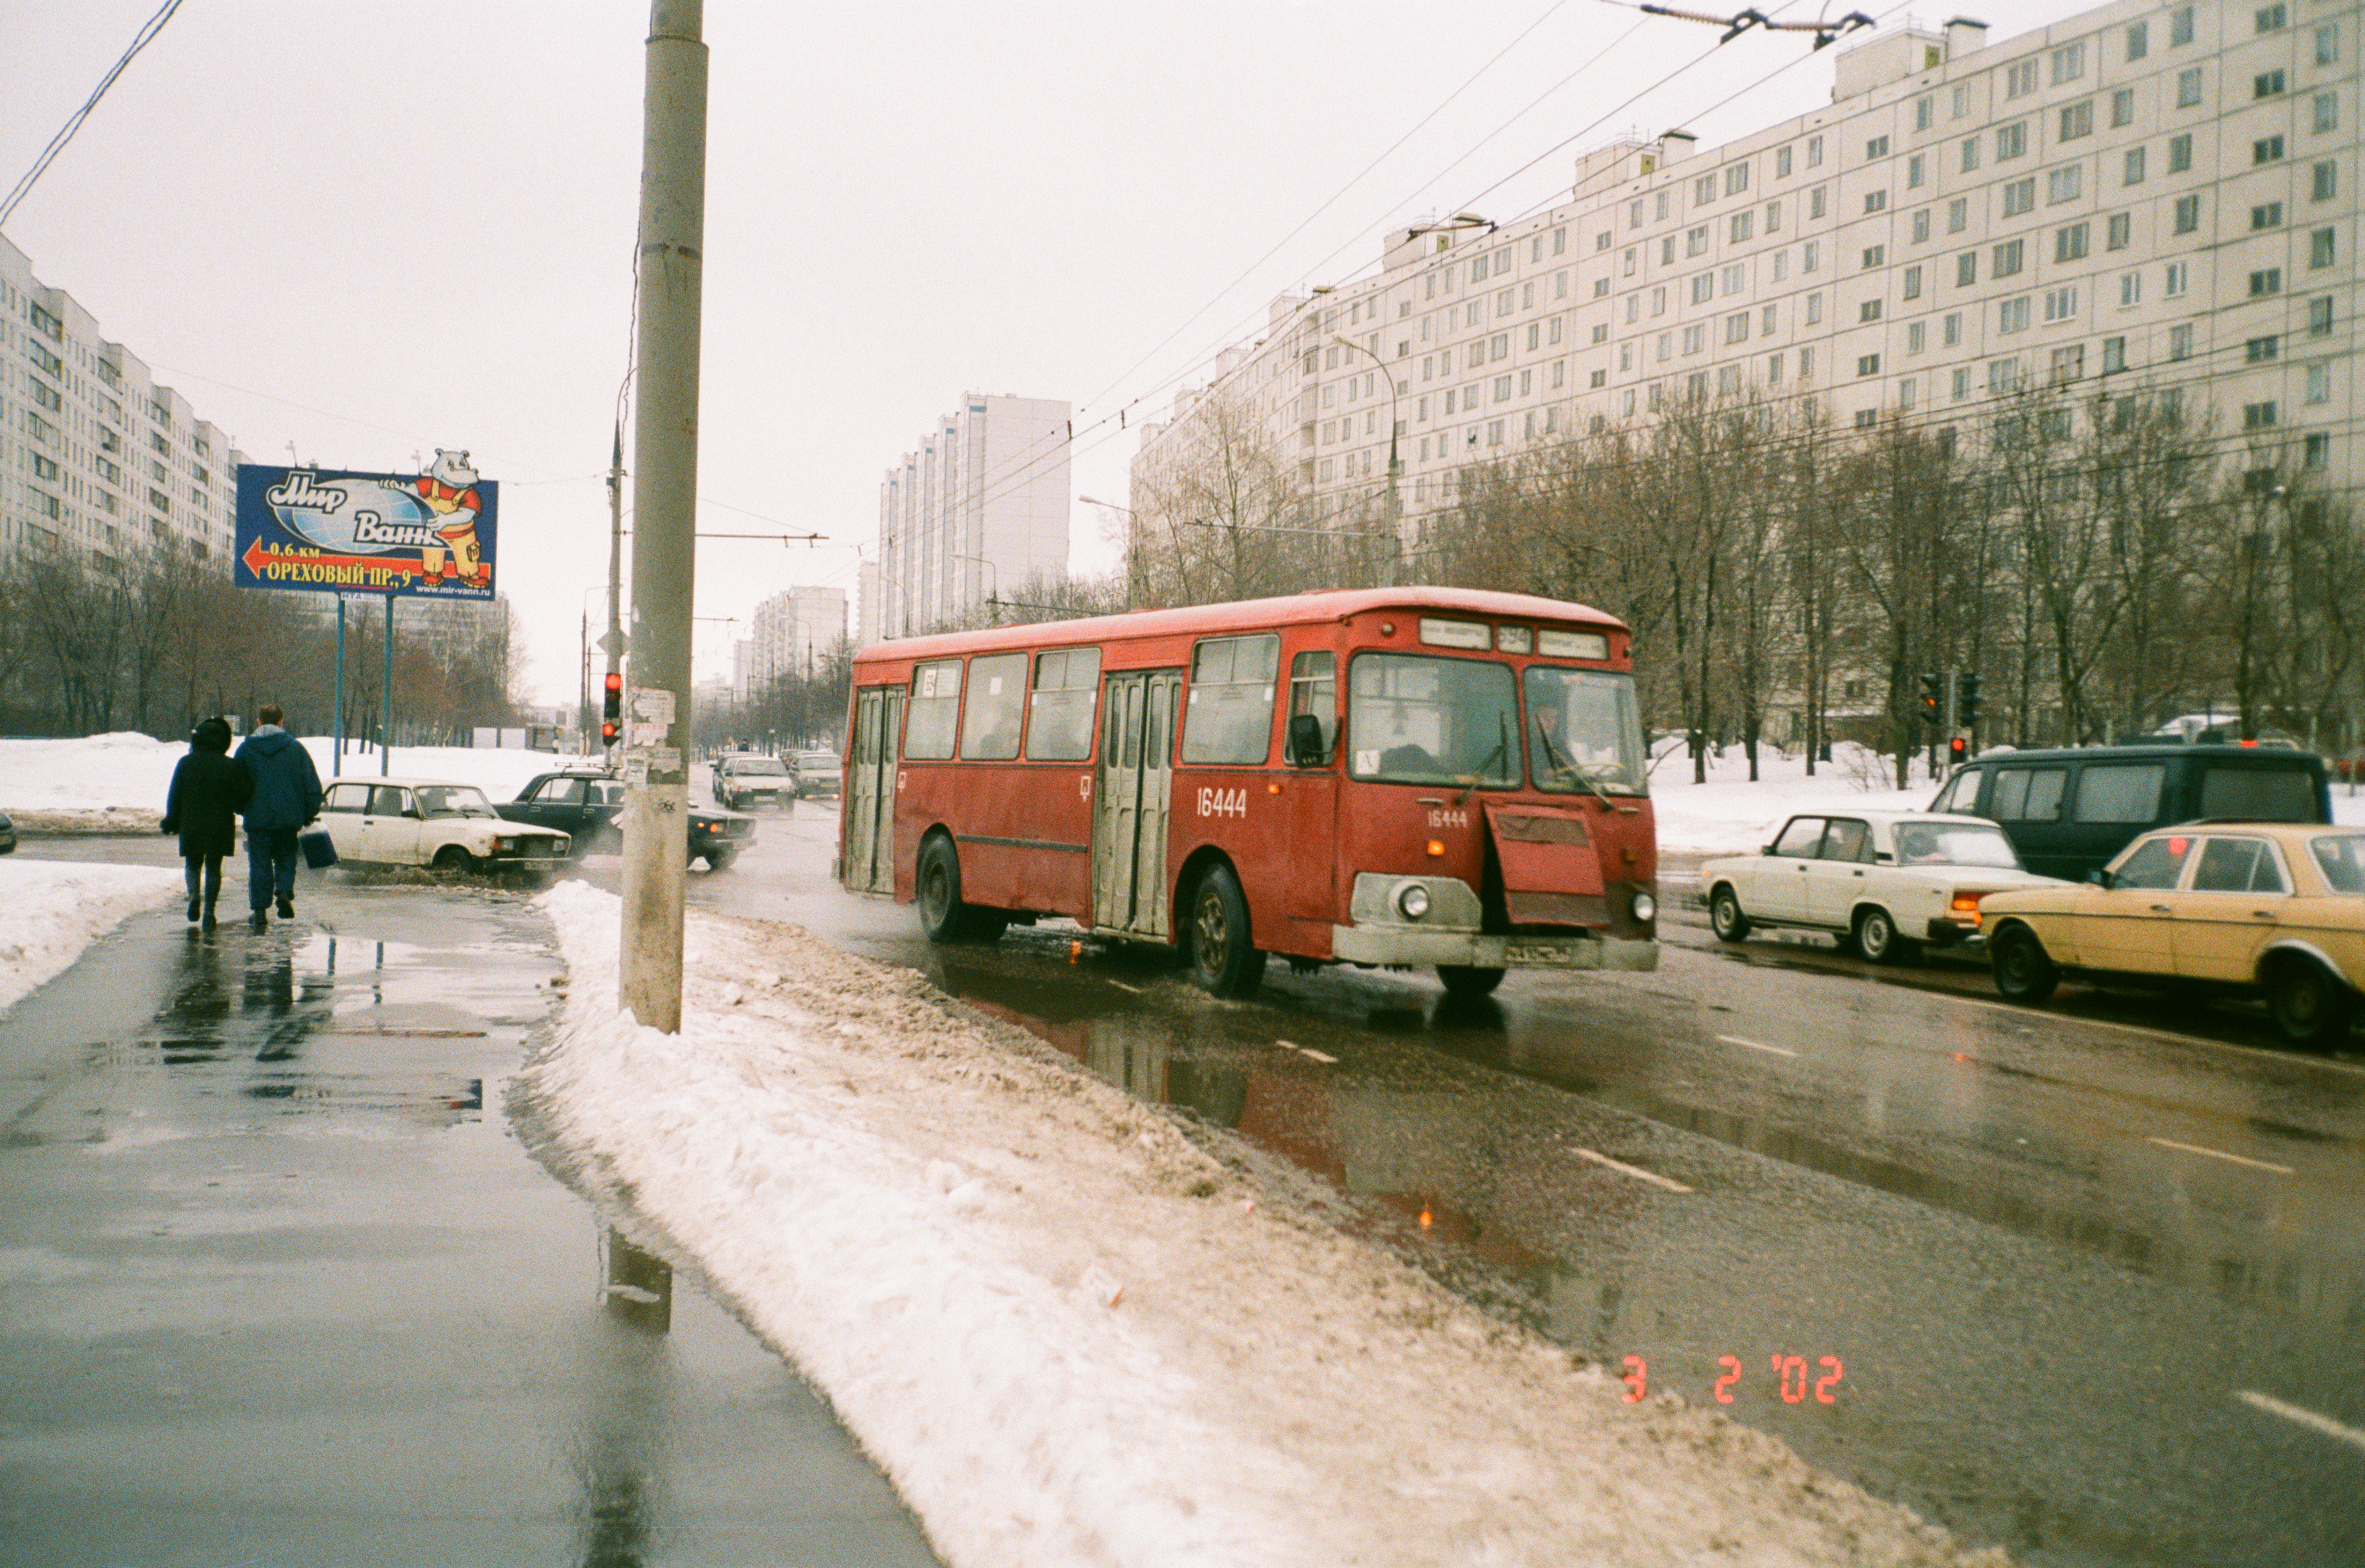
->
[1081, 496, 1139, 609]
[951, 553, 999, 623]
[1332, 334, 1403, 586]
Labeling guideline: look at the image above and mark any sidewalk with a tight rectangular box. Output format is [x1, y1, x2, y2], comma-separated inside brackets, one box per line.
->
[0, 884, 942, 1568]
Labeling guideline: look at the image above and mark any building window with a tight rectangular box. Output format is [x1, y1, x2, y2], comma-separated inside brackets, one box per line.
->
[2167, 133, 2192, 173]
[1724, 312, 1749, 345]
[1860, 299, 1883, 323]
[2060, 101, 2093, 141]
[1993, 238, 2026, 277]
[1999, 296, 2031, 332]
[2051, 43, 2085, 83]
[2120, 271, 2142, 306]
[2048, 167, 2083, 204]
[2311, 228, 2337, 267]
[1695, 173, 1716, 206]
[2043, 287, 2078, 323]
[2307, 364, 2333, 405]
[1861, 245, 1886, 270]
[2256, 70, 2287, 98]
[2305, 432, 2330, 469]
[1854, 408, 1879, 429]
[1857, 353, 1881, 377]
[1807, 134, 1824, 167]
[1915, 97, 1933, 131]
[2256, 3, 2286, 31]
[2007, 59, 2038, 98]
[1803, 240, 1819, 272]
[1805, 294, 1823, 325]
[2004, 177, 2036, 216]
[1726, 162, 1750, 196]
[1957, 251, 1979, 287]
[1809, 186, 1826, 220]
[2247, 335, 2280, 362]
[1952, 367, 1970, 400]
[2051, 344, 2085, 383]
[2124, 146, 2147, 185]
[1911, 208, 1930, 242]
[1947, 197, 1968, 234]
[1908, 320, 1925, 353]
[2315, 94, 2340, 135]
[2176, 68, 2203, 109]
[2251, 268, 2283, 296]
[2055, 223, 2090, 261]
[2173, 195, 2200, 233]
[2315, 161, 2340, 202]
[1996, 122, 2027, 161]
[1681, 324, 1703, 354]
[1864, 189, 1888, 214]
[2169, 6, 2193, 46]
[1952, 83, 1970, 118]
[2310, 296, 2335, 335]
[1903, 264, 1923, 299]
[1944, 311, 1962, 346]
[1776, 145, 1793, 178]
[2126, 20, 2149, 60]
[1989, 357, 2020, 393]
[1768, 352, 1784, 383]
[1690, 273, 1713, 304]
[1961, 136, 1981, 173]
[2102, 335, 2126, 372]
[2244, 401, 2278, 429]
[2110, 88, 2136, 130]
[2255, 136, 2286, 164]
[2107, 213, 2131, 250]
[2253, 202, 2284, 230]
[2164, 260, 2188, 297]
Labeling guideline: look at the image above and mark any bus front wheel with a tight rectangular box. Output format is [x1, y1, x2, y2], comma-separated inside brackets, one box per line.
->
[1187, 865, 1266, 997]
[1437, 964, 1506, 997]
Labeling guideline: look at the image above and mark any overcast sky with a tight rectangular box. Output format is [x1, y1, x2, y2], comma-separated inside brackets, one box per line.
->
[2, 0, 2062, 706]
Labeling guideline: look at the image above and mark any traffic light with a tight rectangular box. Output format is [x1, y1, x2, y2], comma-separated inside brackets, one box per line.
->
[601, 670, 622, 745]
[1955, 671, 1983, 730]
[1918, 672, 1945, 727]
[1948, 735, 1968, 766]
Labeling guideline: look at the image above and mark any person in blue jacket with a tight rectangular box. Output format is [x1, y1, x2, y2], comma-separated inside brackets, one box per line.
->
[160, 717, 250, 932]
[234, 704, 323, 933]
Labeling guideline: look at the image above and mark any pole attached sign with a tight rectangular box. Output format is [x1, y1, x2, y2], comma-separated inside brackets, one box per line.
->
[233, 450, 499, 600]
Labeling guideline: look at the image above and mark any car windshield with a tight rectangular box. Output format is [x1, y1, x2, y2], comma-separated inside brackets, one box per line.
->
[731, 757, 789, 776]
[1523, 667, 1647, 795]
[2309, 834, 2365, 893]
[798, 753, 839, 770]
[1892, 821, 2023, 868]
[414, 785, 498, 819]
[1347, 654, 1520, 787]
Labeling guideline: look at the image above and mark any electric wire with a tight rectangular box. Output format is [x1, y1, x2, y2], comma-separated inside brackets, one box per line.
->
[0, 0, 184, 230]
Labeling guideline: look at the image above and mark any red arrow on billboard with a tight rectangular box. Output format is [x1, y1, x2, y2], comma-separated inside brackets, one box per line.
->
[241, 538, 425, 579]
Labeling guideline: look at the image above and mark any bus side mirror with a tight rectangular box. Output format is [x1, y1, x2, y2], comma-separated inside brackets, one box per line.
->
[1286, 713, 1326, 767]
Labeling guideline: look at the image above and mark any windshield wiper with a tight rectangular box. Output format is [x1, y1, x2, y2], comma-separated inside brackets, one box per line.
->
[1537, 722, 1612, 803]
[1457, 713, 1512, 804]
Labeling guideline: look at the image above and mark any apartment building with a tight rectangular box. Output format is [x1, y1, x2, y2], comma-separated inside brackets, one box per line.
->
[736, 583, 849, 699]
[877, 393, 1070, 637]
[1, 234, 246, 571]
[1135, 0, 2359, 537]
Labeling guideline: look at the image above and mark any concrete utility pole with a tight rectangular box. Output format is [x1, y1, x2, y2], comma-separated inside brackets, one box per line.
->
[619, 0, 706, 1033]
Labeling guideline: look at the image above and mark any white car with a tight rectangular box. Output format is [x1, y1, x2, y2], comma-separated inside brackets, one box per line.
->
[318, 776, 570, 873]
[1700, 809, 2066, 963]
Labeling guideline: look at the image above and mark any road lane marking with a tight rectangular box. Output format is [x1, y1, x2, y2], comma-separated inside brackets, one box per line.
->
[2236, 1391, 2365, 1454]
[1716, 1034, 1798, 1058]
[2145, 1137, 2295, 1175]
[1571, 1147, 1693, 1193]
[1107, 980, 1144, 994]
[1298, 1048, 1338, 1064]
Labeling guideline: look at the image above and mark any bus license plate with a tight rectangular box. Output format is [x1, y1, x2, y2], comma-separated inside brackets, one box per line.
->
[1505, 942, 1576, 964]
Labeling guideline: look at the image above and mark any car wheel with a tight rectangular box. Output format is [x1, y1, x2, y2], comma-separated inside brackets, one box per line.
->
[1187, 864, 1266, 997]
[2265, 957, 2355, 1048]
[1990, 924, 2058, 1004]
[916, 834, 1001, 943]
[1708, 885, 1751, 942]
[704, 846, 735, 872]
[1852, 906, 1918, 965]
[1437, 964, 1506, 997]
[432, 845, 476, 875]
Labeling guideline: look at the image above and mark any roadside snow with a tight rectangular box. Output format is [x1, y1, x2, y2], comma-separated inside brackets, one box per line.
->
[0, 733, 569, 832]
[516, 882, 2003, 1568]
[0, 859, 184, 1015]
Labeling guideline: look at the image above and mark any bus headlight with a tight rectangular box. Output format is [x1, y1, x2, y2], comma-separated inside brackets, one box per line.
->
[1395, 882, 1431, 920]
[1630, 889, 1657, 923]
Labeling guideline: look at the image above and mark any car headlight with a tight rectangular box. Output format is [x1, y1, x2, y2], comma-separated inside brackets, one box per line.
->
[1396, 882, 1431, 919]
[1630, 889, 1657, 923]
[494, 837, 516, 852]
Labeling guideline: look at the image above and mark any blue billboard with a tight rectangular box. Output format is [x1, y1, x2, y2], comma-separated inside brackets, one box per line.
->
[235, 450, 499, 600]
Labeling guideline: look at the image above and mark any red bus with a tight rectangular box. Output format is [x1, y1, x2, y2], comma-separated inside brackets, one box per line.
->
[837, 586, 1657, 997]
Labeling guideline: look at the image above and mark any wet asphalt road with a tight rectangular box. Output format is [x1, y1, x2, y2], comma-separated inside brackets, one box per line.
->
[19, 811, 2365, 1568]
[0, 849, 940, 1568]
[621, 801, 2365, 1568]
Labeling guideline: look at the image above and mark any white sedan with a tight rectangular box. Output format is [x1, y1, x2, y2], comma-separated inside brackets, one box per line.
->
[318, 777, 570, 874]
[1700, 809, 2065, 963]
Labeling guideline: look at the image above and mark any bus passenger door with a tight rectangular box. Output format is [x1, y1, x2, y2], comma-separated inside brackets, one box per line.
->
[846, 686, 899, 894]
[1093, 670, 1179, 936]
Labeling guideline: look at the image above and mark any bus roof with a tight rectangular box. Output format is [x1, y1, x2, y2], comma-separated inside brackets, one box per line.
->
[853, 586, 1627, 665]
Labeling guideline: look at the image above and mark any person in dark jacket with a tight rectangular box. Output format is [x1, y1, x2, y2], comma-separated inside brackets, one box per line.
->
[234, 705, 323, 932]
[160, 717, 251, 931]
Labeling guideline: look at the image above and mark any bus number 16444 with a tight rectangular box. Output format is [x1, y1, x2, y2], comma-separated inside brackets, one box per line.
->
[1196, 787, 1248, 819]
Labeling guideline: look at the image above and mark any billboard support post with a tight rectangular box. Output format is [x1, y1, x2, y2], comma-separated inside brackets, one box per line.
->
[618, 0, 706, 1035]
[332, 598, 345, 778]
[383, 594, 396, 776]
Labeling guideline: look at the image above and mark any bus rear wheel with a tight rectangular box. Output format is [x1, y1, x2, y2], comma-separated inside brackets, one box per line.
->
[1187, 865, 1265, 997]
[917, 834, 1003, 944]
[1437, 964, 1506, 997]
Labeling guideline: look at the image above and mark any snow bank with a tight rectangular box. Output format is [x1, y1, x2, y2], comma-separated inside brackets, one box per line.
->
[0, 733, 567, 831]
[517, 883, 2002, 1568]
[0, 858, 185, 1014]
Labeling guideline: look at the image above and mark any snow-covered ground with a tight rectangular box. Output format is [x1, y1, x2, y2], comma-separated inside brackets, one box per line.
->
[0, 732, 563, 834]
[0, 859, 185, 1015]
[515, 882, 2001, 1568]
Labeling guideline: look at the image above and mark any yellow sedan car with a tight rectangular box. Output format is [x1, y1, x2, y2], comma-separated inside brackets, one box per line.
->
[1979, 822, 2365, 1046]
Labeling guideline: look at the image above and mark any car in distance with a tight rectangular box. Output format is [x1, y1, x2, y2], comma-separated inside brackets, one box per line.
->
[318, 777, 571, 874]
[1701, 809, 2065, 963]
[1979, 822, 2365, 1046]
[497, 767, 756, 869]
[712, 753, 793, 811]
[792, 750, 842, 800]
[0, 808, 15, 855]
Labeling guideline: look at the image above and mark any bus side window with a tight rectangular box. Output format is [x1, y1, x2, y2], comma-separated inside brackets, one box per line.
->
[1182, 634, 1280, 765]
[904, 660, 963, 760]
[960, 652, 1027, 760]
[1026, 646, 1102, 761]
[1288, 650, 1336, 765]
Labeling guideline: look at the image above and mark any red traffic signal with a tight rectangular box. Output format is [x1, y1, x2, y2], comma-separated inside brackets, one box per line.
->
[600, 671, 622, 746]
[1948, 735, 1968, 764]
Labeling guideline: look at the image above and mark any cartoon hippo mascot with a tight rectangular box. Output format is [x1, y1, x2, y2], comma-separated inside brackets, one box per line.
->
[412, 449, 489, 587]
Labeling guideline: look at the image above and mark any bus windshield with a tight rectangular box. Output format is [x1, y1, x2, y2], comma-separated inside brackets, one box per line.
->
[1348, 654, 1519, 787]
[1524, 667, 1647, 796]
